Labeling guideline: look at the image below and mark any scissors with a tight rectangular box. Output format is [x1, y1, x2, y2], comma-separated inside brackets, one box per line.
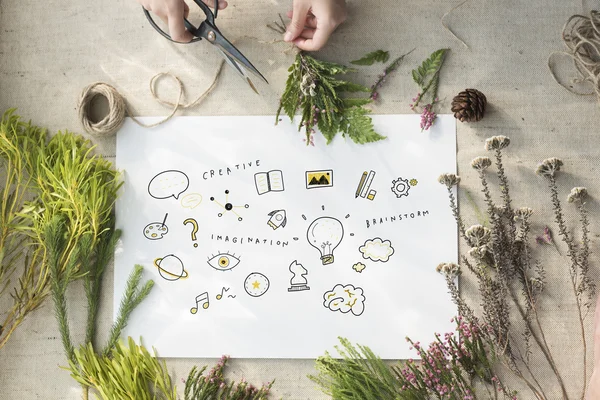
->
[143, 0, 268, 93]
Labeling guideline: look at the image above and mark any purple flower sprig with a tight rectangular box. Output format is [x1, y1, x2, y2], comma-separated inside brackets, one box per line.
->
[370, 48, 415, 101]
[536, 226, 562, 255]
[410, 96, 440, 131]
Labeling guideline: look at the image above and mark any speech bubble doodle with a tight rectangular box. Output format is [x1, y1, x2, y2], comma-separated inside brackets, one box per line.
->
[148, 170, 189, 200]
[181, 193, 203, 209]
[359, 237, 395, 263]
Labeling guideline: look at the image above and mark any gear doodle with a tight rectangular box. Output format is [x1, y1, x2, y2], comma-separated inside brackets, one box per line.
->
[409, 178, 418, 186]
[391, 177, 410, 198]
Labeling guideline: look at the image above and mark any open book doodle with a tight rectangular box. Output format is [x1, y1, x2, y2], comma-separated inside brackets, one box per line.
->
[115, 115, 458, 359]
[254, 169, 285, 195]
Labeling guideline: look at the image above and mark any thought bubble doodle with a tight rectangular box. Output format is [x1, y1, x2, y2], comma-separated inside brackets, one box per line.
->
[148, 170, 189, 200]
[359, 237, 394, 263]
[181, 193, 203, 209]
[323, 284, 365, 316]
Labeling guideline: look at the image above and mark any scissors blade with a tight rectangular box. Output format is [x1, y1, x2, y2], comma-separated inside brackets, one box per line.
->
[216, 48, 260, 94]
[198, 22, 268, 85]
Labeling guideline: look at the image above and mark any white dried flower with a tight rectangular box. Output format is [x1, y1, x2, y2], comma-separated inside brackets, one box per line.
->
[514, 207, 533, 221]
[300, 74, 317, 97]
[438, 173, 461, 187]
[466, 225, 491, 245]
[436, 262, 461, 278]
[471, 156, 492, 171]
[485, 136, 510, 151]
[567, 187, 588, 203]
[535, 158, 563, 178]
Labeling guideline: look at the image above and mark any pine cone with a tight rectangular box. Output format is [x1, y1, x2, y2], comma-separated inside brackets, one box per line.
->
[451, 89, 487, 122]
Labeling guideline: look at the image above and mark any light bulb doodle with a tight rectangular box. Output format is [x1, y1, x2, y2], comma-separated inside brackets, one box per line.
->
[143, 213, 169, 240]
[307, 217, 344, 265]
[190, 292, 209, 313]
[207, 252, 241, 271]
[210, 189, 249, 221]
[244, 272, 270, 297]
[323, 284, 365, 316]
[288, 260, 310, 292]
[154, 254, 188, 281]
[183, 218, 199, 248]
[267, 209, 287, 230]
[359, 237, 395, 262]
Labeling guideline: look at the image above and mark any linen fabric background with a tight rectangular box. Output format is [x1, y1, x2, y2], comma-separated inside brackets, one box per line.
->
[1, 0, 600, 398]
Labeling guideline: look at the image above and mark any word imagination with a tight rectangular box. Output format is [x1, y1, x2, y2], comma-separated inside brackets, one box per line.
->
[210, 234, 290, 248]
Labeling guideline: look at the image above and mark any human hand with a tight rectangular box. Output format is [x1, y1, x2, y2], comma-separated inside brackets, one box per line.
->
[136, 0, 228, 42]
[284, 0, 347, 51]
[587, 292, 600, 399]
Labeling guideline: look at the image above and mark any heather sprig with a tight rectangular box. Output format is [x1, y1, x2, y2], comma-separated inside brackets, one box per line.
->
[410, 49, 449, 131]
[370, 49, 415, 101]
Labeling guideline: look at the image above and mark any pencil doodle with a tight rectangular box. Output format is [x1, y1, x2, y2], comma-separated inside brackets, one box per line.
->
[355, 170, 377, 200]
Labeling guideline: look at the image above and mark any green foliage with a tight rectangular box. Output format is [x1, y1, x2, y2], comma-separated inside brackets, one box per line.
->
[276, 52, 385, 145]
[411, 49, 449, 109]
[68, 337, 176, 400]
[351, 50, 390, 66]
[0, 110, 47, 349]
[184, 356, 273, 400]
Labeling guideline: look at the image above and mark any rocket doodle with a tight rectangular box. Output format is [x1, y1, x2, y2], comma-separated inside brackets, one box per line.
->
[267, 210, 287, 230]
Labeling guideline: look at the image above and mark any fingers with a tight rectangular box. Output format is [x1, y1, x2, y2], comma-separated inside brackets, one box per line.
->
[293, 21, 335, 51]
[166, 1, 193, 42]
[284, 1, 311, 42]
[203, 0, 229, 9]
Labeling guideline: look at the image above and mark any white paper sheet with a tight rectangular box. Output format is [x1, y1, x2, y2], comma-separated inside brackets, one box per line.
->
[115, 115, 457, 359]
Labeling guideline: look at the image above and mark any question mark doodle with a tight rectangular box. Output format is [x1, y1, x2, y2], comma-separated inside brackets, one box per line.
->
[183, 218, 199, 248]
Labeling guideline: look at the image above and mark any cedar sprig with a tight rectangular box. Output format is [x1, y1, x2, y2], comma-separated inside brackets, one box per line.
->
[276, 52, 385, 145]
[351, 50, 390, 65]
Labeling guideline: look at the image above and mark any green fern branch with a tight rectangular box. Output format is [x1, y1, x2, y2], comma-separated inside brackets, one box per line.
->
[351, 50, 390, 66]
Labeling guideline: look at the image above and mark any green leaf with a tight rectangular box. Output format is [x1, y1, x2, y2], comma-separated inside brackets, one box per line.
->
[411, 48, 448, 87]
[341, 107, 386, 144]
[351, 50, 390, 66]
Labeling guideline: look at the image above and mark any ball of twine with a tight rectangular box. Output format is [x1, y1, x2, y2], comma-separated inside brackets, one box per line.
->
[78, 83, 127, 137]
[549, 10, 600, 103]
[77, 62, 225, 137]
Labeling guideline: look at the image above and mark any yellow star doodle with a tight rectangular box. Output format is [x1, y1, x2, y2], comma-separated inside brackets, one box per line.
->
[252, 280, 261, 289]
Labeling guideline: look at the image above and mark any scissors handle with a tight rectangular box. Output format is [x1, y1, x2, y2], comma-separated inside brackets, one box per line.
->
[142, 0, 219, 43]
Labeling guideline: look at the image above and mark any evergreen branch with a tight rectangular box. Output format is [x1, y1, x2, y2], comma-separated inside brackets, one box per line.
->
[351, 50, 390, 65]
[102, 265, 154, 357]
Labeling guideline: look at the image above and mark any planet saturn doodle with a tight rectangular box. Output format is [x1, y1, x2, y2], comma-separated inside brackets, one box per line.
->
[154, 254, 189, 281]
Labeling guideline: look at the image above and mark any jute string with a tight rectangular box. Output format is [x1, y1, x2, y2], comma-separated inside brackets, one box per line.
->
[548, 10, 600, 103]
[78, 60, 225, 137]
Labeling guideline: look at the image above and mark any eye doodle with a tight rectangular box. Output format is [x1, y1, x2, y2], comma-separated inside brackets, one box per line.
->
[207, 252, 241, 271]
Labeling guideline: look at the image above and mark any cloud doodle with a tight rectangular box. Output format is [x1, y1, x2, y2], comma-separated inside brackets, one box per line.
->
[359, 237, 394, 263]
[323, 284, 365, 316]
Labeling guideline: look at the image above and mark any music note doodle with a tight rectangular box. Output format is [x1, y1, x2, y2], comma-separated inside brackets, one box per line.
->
[216, 287, 230, 300]
[190, 292, 209, 314]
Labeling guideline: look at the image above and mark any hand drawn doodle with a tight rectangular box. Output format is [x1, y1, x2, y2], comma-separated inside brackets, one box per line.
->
[359, 238, 395, 262]
[207, 252, 241, 271]
[307, 217, 344, 265]
[244, 273, 270, 297]
[391, 177, 410, 198]
[181, 193, 203, 209]
[143, 213, 169, 240]
[323, 284, 365, 316]
[183, 218, 199, 248]
[267, 209, 287, 230]
[190, 292, 209, 313]
[352, 262, 366, 273]
[288, 260, 310, 292]
[210, 190, 249, 221]
[254, 170, 285, 195]
[216, 287, 236, 300]
[410, 178, 418, 186]
[148, 170, 189, 200]
[154, 254, 189, 281]
[355, 170, 376, 200]
[306, 169, 333, 189]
